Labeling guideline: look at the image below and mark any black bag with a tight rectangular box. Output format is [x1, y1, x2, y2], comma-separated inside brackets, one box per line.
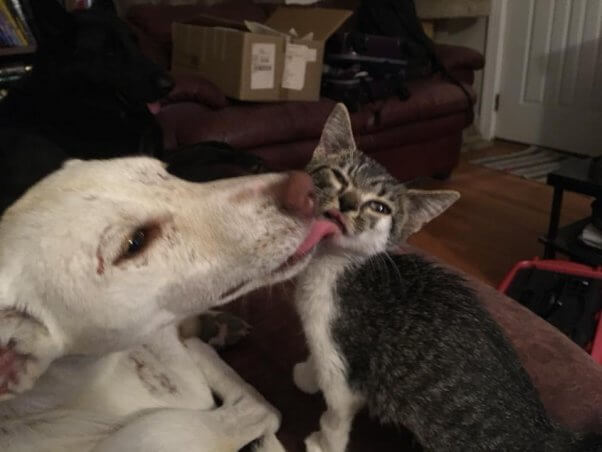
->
[326, 32, 410, 73]
[322, 32, 412, 111]
[322, 31, 411, 111]
[505, 267, 602, 348]
[353, 0, 474, 119]
[356, 0, 433, 74]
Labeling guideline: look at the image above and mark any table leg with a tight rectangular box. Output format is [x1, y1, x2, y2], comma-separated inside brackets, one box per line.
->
[544, 186, 564, 259]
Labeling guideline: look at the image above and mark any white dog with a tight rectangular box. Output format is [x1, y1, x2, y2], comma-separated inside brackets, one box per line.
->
[0, 157, 338, 452]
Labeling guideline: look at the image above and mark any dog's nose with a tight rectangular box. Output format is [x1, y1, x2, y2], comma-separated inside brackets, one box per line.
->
[280, 171, 315, 219]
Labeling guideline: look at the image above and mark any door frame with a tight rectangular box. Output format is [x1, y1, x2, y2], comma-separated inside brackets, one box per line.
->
[479, 0, 508, 140]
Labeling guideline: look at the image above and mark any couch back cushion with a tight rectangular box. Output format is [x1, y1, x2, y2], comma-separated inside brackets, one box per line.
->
[127, 1, 267, 48]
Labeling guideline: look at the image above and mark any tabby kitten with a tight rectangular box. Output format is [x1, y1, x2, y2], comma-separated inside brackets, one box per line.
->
[293, 103, 601, 452]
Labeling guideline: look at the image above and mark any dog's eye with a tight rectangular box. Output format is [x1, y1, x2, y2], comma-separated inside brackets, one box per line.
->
[114, 225, 159, 265]
[127, 229, 146, 255]
[368, 201, 391, 214]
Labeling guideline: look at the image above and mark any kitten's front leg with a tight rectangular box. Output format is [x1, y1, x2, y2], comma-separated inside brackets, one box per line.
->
[305, 386, 363, 452]
[293, 355, 320, 395]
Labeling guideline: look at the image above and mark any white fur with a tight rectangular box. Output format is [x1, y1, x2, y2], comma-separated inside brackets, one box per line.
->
[294, 254, 365, 452]
[0, 157, 317, 451]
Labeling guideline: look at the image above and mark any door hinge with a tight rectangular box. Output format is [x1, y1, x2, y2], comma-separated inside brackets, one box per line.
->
[494, 94, 500, 112]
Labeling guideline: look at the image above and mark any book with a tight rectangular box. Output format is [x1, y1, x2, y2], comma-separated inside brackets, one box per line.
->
[0, 0, 25, 46]
[0, 7, 18, 47]
[6, 0, 34, 45]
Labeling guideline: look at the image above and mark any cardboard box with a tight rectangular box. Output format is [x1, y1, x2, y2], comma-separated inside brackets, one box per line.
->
[171, 7, 352, 102]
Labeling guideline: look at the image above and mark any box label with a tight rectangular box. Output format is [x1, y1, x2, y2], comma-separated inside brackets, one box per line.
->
[282, 43, 309, 91]
[251, 43, 276, 90]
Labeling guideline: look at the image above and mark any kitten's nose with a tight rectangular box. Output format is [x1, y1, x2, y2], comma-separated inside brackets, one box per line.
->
[280, 171, 316, 220]
[339, 191, 360, 212]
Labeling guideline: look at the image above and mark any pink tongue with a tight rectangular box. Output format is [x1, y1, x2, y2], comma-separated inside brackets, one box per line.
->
[147, 102, 161, 115]
[293, 219, 341, 258]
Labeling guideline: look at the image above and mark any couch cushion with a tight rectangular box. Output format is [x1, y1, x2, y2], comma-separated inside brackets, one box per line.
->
[243, 115, 468, 179]
[156, 78, 475, 151]
[365, 133, 464, 181]
[160, 74, 228, 110]
[436, 43, 484, 73]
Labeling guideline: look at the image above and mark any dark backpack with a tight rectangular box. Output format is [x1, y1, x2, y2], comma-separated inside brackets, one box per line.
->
[353, 0, 474, 119]
[356, 0, 434, 79]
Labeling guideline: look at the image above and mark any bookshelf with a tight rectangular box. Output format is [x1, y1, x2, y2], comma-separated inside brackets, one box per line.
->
[0, 0, 34, 96]
[0, 43, 33, 57]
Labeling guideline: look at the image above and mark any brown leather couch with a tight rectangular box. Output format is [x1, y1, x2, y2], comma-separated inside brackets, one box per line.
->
[127, 2, 484, 181]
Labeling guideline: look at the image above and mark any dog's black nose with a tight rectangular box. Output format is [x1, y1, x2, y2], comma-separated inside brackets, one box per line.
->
[156, 74, 174, 94]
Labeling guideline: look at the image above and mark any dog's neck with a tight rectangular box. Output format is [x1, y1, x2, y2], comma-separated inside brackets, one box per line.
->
[0, 325, 182, 418]
[0, 353, 112, 418]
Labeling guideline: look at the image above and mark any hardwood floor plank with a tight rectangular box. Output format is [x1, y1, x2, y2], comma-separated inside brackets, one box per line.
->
[409, 142, 592, 286]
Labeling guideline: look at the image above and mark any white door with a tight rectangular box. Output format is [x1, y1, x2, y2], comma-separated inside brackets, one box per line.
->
[496, 0, 602, 156]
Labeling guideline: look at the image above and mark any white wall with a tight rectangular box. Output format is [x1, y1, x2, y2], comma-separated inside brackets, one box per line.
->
[434, 17, 488, 116]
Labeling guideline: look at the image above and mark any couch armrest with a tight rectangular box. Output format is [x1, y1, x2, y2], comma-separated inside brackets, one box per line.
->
[161, 74, 228, 110]
[435, 43, 485, 72]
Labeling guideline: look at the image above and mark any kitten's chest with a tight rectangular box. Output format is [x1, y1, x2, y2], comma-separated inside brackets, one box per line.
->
[295, 260, 348, 381]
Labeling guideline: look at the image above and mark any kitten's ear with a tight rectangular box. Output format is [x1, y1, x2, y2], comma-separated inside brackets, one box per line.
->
[401, 190, 460, 238]
[314, 103, 357, 157]
[0, 278, 63, 400]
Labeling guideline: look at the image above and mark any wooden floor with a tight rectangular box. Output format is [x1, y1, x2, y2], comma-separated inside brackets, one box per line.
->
[408, 141, 592, 287]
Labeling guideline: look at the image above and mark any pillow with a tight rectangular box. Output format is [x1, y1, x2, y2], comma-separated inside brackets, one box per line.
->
[160, 73, 228, 109]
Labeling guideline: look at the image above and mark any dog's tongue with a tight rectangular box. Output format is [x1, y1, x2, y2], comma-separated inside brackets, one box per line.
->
[293, 219, 341, 259]
[147, 102, 161, 115]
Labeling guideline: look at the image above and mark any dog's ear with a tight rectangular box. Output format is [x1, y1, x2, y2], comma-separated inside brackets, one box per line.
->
[90, 0, 118, 15]
[0, 281, 63, 400]
[28, 0, 75, 48]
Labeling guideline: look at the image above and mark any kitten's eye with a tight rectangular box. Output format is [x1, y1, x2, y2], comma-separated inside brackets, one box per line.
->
[127, 229, 146, 255]
[331, 169, 347, 186]
[368, 201, 391, 214]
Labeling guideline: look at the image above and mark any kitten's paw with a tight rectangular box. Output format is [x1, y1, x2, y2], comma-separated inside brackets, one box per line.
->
[293, 361, 320, 394]
[305, 432, 326, 452]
